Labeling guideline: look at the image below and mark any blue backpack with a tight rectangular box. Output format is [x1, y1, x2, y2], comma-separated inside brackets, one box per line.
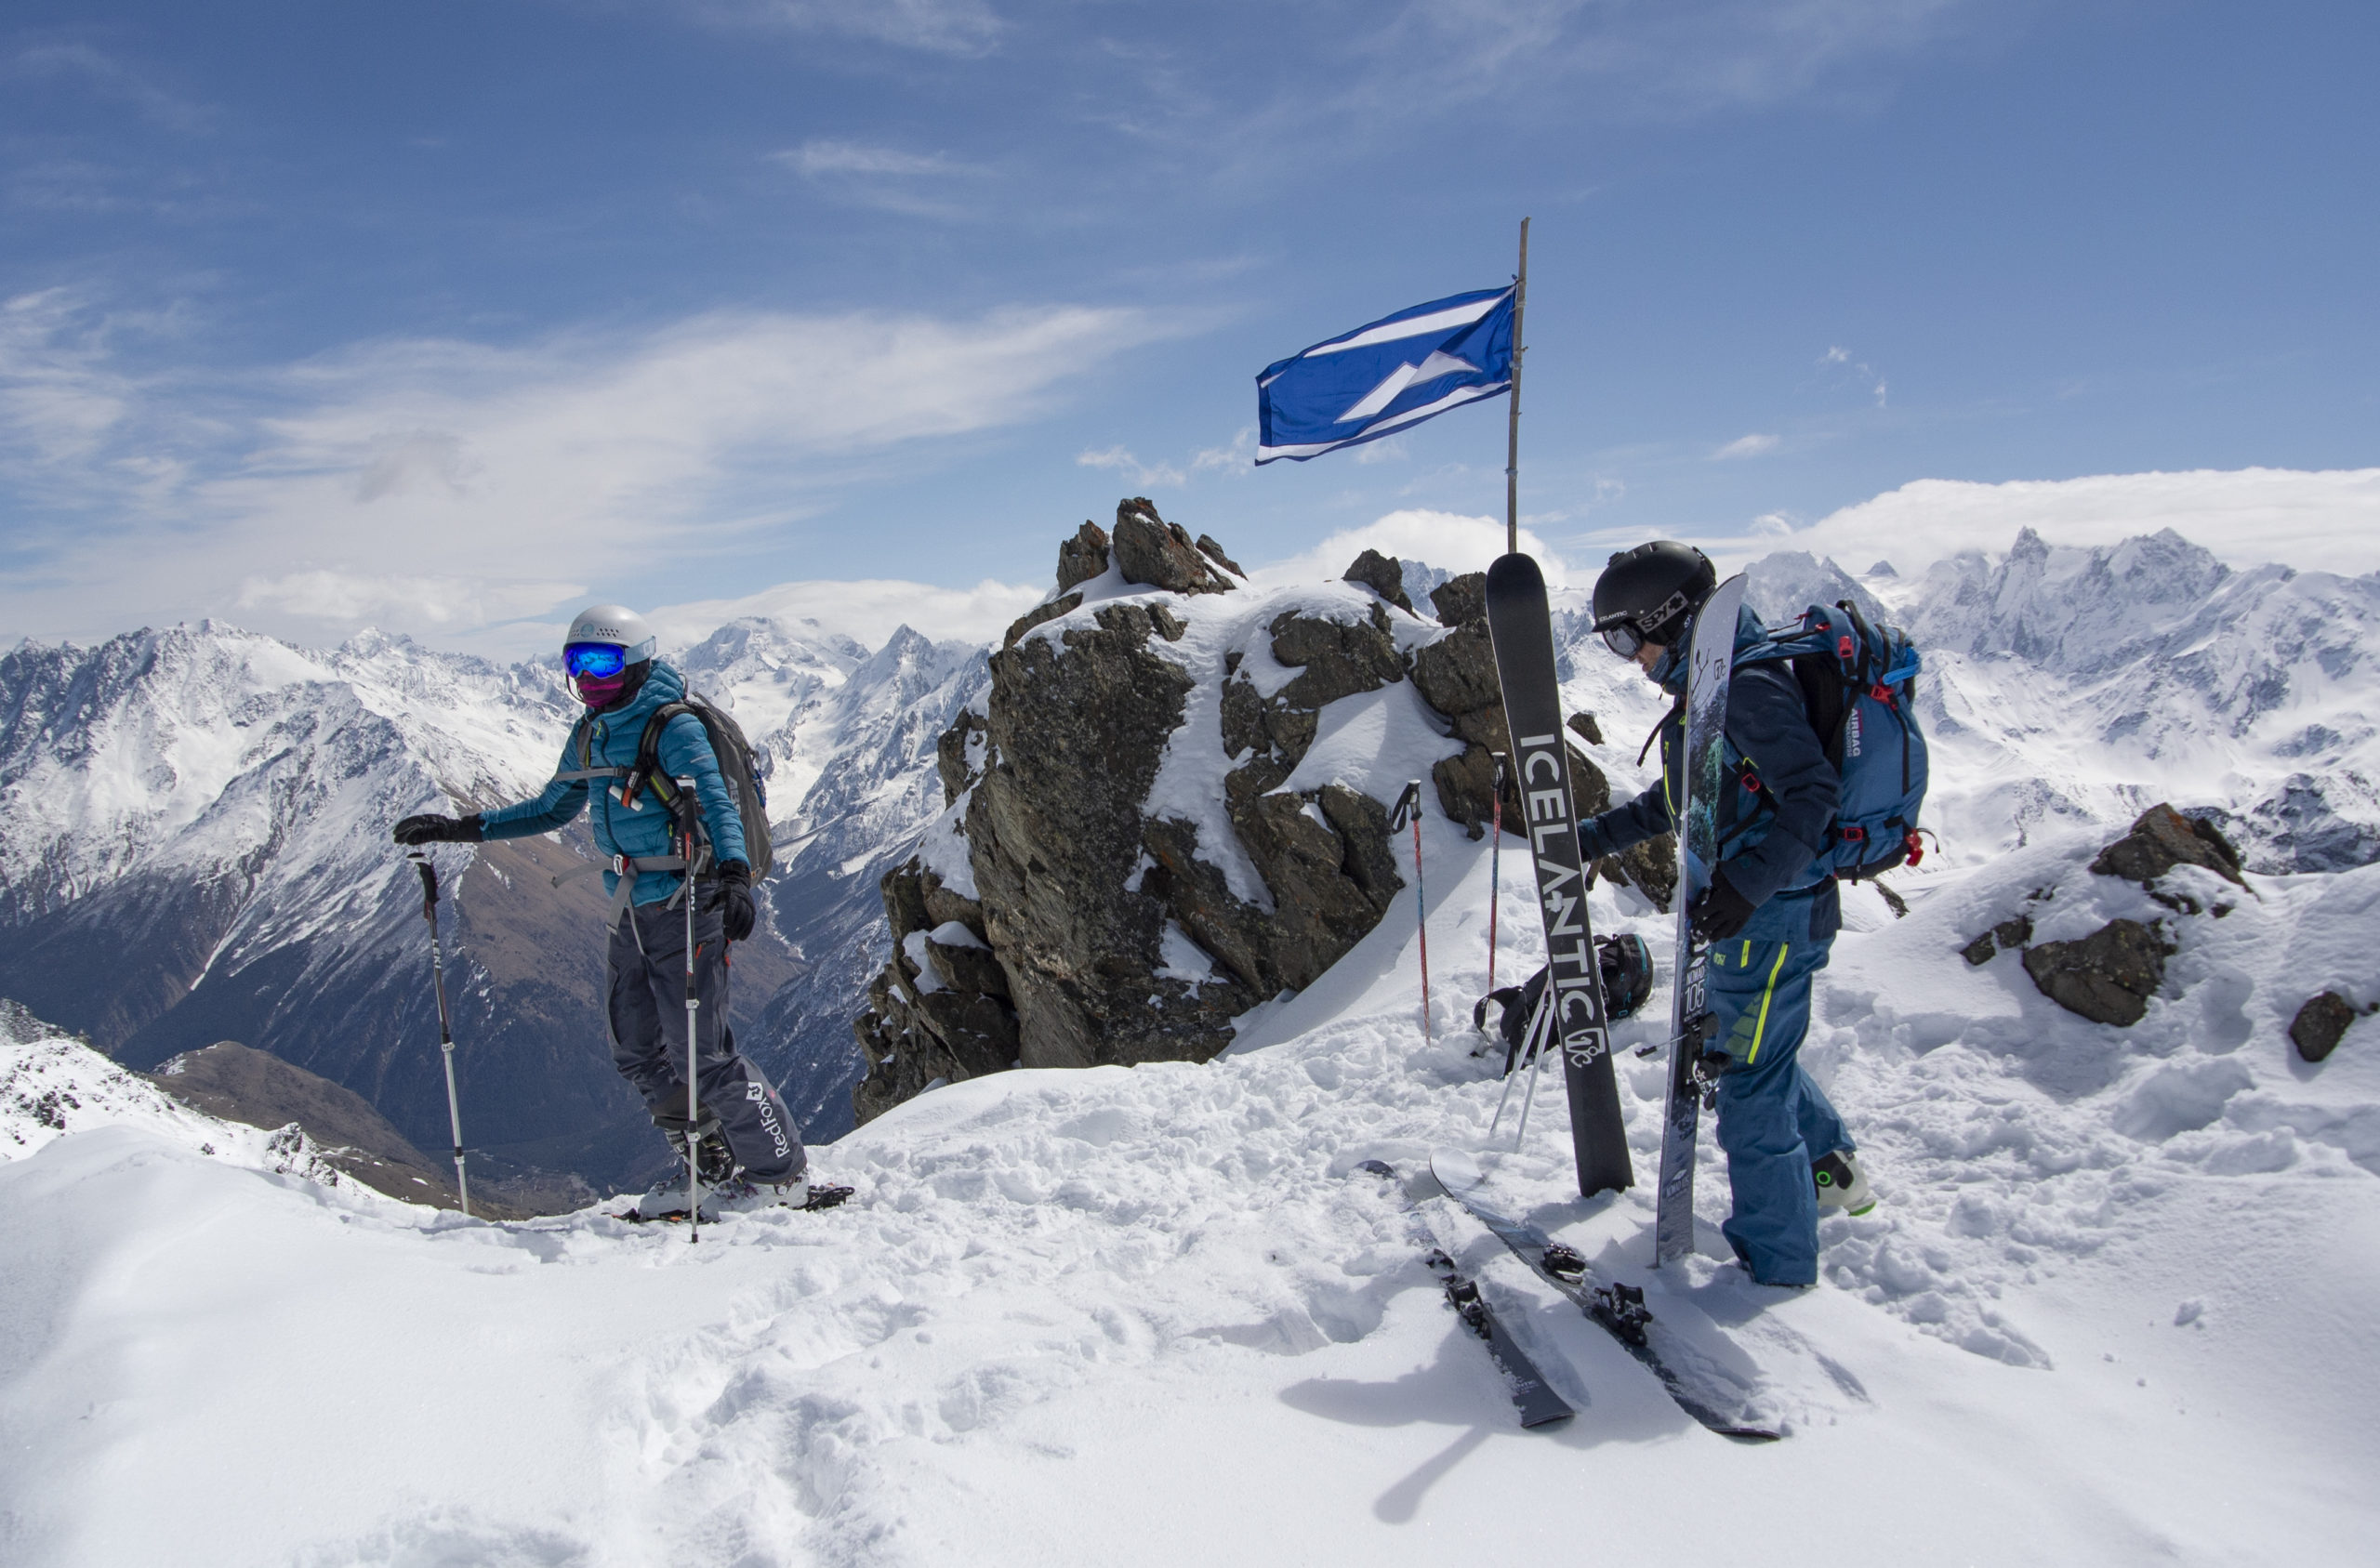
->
[1729, 600, 1931, 881]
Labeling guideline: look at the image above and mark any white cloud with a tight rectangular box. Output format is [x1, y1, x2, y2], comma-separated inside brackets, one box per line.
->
[1249, 509, 1567, 591]
[1077, 445, 1185, 487]
[1712, 432, 1780, 460]
[1722, 468, 2380, 578]
[644, 575, 1044, 651]
[0, 298, 1183, 645]
[9, 44, 216, 134]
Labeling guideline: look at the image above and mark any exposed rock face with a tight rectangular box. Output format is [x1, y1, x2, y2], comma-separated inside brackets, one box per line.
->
[853, 521, 1468, 1123]
[2092, 804, 2247, 889]
[1057, 520, 1112, 593]
[2290, 993, 2360, 1063]
[1342, 548, 1416, 613]
[2023, 918, 2173, 1026]
[1111, 498, 1236, 596]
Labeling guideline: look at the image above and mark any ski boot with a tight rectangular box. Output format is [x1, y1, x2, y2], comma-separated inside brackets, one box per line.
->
[701, 1170, 811, 1218]
[633, 1130, 735, 1219]
[1812, 1150, 1875, 1216]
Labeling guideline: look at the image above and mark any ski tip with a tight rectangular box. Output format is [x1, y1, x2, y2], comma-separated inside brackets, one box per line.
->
[1428, 1146, 1488, 1198]
[1484, 552, 1544, 592]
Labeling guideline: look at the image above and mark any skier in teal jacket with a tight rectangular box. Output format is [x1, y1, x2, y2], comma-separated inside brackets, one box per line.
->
[394, 604, 807, 1217]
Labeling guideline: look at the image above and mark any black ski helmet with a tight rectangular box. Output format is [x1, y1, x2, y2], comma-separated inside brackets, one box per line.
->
[1591, 541, 1716, 656]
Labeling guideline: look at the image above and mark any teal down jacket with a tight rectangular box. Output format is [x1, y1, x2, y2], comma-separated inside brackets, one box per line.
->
[479, 660, 749, 906]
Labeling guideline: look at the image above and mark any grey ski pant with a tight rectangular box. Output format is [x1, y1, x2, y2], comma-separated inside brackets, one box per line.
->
[607, 899, 805, 1183]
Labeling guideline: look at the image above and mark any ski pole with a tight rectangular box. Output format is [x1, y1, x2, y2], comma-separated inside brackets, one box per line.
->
[1487, 751, 1507, 1000]
[1390, 781, 1430, 1041]
[407, 851, 471, 1218]
[1513, 991, 1558, 1152]
[1488, 982, 1553, 1137]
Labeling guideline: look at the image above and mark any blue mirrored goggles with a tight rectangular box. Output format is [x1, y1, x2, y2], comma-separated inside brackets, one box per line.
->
[563, 641, 629, 679]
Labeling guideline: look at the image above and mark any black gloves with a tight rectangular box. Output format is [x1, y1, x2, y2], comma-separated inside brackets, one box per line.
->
[393, 813, 483, 846]
[1687, 863, 1757, 943]
[710, 860, 756, 942]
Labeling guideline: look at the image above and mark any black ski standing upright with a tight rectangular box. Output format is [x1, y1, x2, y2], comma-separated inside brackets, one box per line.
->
[1652, 573, 1751, 1267]
[1483, 552, 1631, 1198]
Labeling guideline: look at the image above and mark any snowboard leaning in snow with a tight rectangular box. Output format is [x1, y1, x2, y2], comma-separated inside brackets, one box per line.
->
[1483, 552, 1632, 1198]
[1355, 1161, 1573, 1429]
[1430, 1150, 1779, 1442]
[1653, 573, 1751, 1268]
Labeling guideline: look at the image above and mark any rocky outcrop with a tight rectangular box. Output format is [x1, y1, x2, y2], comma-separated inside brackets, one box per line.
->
[2290, 993, 2361, 1063]
[854, 515, 1473, 1122]
[1962, 914, 2034, 967]
[1112, 498, 1237, 595]
[2023, 918, 2173, 1026]
[2092, 804, 2246, 889]
[1342, 548, 1415, 613]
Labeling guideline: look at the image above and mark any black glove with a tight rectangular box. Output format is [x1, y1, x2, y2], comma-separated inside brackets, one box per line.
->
[710, 860, 756, 942]
[1687, 863, 1757, 943]
[393, 812, 483, 846]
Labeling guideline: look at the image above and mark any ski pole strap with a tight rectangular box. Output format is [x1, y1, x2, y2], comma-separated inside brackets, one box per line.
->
[1388, 780, 1423, 831]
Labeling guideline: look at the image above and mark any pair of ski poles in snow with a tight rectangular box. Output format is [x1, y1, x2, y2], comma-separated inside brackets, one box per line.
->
[1479, 750, 1556, 1151]
[405, 851, 473, 1218]
[1393, 751, 1513, 1049]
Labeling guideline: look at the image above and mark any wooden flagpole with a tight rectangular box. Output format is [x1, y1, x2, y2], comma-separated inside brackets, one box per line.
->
[1505, 217, 1529, 556]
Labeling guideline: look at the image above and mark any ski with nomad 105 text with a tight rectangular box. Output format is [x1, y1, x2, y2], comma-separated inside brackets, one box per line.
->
[1651, 573, 1751, 1266]
[1483, 551, 1632, 1198]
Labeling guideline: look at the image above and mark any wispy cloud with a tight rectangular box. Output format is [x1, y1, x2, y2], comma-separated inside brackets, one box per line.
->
[1819, 344, 1888, 407]
[1191, 427, 1254, 474]
[1712, 431, 1780, 460]
[7, 43, 217, 134]
[772, 138, 989, 217]
[681, 0, 1003, 57]
[1077, 445, 1184, 487]
[0, 295, 1186, 642]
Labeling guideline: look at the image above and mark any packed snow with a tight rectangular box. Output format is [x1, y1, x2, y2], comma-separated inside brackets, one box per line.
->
[5, 802, 2374, 1564]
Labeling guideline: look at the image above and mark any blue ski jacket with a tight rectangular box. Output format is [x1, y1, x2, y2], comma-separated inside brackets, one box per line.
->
[479, 660, 749, 906]
[1577, 604, 1839, 914]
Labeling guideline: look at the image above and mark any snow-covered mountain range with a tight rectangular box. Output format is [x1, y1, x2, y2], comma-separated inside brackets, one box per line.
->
[0, 611, 981, 1198]
[0, 521, 2370, 1199]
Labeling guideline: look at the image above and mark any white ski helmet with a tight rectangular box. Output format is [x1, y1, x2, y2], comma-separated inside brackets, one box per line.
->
[562, 604, 656, 665]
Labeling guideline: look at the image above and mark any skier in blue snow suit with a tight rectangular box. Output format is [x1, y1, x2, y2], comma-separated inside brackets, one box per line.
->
[393, 604, 808, 1218]
[1577, 543, 1873, 1286]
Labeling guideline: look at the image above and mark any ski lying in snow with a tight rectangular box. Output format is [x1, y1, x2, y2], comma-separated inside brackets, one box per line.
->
[1483, 552, 1632, 1199]
[1430, 1150, 1779, 1442]
[1653, 573, 1751, 1268]
[618, 1184, 855, 1223]
[1355, 1161, 1573, 1429]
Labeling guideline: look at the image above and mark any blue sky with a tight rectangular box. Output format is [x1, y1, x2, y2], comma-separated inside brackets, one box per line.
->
[2, 0, 2373, 654]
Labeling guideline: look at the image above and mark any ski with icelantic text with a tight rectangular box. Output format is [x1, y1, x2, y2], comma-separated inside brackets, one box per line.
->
[1482, 552, 1631, 1198]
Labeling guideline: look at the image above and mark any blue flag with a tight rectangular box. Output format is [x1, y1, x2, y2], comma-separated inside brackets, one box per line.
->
[1255, 285, 1514, 464]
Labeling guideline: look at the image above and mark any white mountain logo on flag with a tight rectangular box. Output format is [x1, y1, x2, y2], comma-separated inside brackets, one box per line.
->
[1337, 349, 1481, 423]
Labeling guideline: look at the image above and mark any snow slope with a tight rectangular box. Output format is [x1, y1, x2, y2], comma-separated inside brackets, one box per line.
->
[3, 805, 2373, 1566]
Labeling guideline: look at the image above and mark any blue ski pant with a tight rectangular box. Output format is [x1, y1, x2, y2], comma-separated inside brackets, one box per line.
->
[608, 900, 805, 1183]
[1706, 898, 1850, 1287]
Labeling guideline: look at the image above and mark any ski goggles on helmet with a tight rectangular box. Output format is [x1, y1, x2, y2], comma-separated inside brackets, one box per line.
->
[1593, 585, 1696, 658]
[563, 641, 630, 679]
